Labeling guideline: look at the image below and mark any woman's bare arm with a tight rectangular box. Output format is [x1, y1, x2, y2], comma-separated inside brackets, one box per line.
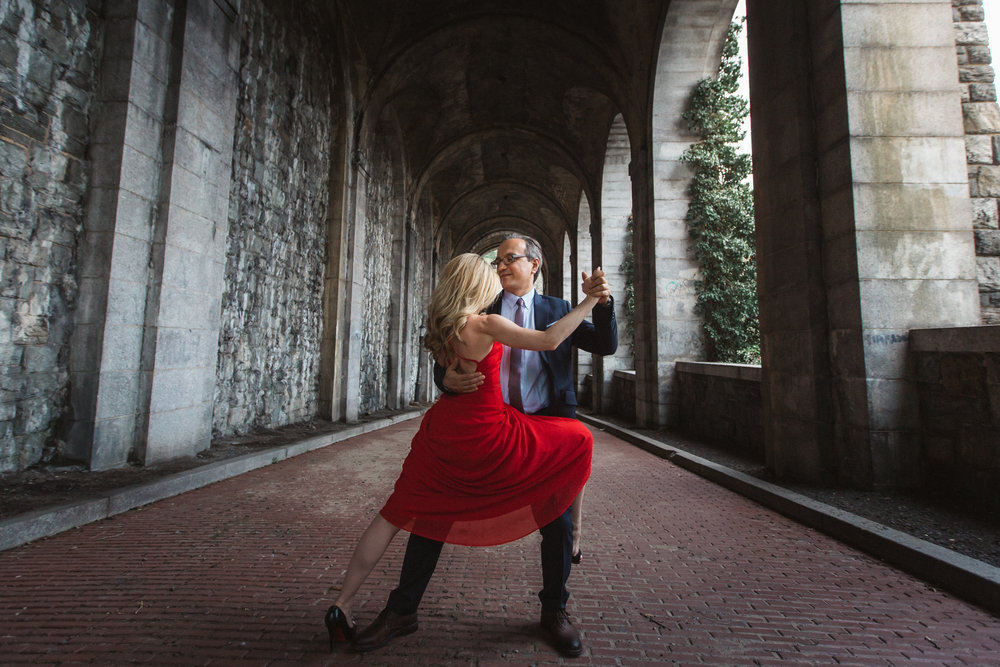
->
[468, 293, 599, 353]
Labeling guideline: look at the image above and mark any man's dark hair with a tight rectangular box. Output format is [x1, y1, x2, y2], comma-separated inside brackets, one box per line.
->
[504, 234, 543, 269]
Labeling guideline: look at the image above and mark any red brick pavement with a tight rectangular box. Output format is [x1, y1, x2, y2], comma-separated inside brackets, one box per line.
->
[1, 421, 999, 665]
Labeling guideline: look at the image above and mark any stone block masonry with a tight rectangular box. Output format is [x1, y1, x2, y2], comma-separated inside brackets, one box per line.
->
[676, 361, 764, 460]
[955, 0, 1000, 323]
[911, 326, 1000, 514]
[214, 1, 336, 437]
[0, 0, 102, 471]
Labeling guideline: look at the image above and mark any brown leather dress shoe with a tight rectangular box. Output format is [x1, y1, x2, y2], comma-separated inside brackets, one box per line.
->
[540, 608, 583, 657]
[352, 607, 419, 652]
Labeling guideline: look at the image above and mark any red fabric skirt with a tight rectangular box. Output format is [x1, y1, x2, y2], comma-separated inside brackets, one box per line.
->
[379, 342, 592, 546]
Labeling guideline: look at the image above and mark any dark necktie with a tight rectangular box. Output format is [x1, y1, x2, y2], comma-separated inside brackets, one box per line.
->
[508, 297, 525, 411]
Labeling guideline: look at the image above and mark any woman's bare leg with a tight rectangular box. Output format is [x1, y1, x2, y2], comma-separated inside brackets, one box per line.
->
[571, 485, 585, 559]
[333, 514, 400, 621]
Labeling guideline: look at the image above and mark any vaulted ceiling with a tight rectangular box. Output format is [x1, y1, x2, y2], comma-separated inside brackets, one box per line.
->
[335, 0, 669, 257]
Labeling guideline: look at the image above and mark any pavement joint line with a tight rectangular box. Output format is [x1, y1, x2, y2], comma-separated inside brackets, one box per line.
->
[0, 410, 425, 553]
[580, 413, 1000, 619]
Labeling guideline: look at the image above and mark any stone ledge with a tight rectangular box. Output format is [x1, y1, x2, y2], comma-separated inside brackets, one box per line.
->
[910, 324, 1000, 352]
[676, 360, 762, 381]
[0, 410, 425, 552]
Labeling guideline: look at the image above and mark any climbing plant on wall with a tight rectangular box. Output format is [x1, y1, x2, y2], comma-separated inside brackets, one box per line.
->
[680, 19, 759, 364]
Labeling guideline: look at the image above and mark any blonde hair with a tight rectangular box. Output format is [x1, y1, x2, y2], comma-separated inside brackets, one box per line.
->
[424, 253, 502, 361]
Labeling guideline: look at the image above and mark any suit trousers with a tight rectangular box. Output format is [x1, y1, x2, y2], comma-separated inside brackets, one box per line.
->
[386, 404, 576, 614]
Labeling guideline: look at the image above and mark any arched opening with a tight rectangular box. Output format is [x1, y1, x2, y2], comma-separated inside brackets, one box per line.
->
[597, 114, 634, 414]
[575, 192, 595, 405]
[562, 229, 573, 301]
[646, 0, 742, 424]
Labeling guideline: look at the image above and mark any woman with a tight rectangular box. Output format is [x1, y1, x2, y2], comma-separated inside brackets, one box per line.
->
[324, 253, 599, 649]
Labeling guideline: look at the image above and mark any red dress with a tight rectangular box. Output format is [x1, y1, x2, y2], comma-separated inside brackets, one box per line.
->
[379, 341, 592, 546]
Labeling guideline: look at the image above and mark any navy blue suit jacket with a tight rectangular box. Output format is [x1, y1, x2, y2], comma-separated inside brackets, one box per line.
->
[434, 292, 618, 418]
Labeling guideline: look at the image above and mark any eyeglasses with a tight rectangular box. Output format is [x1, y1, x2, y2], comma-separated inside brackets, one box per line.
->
[490, 254, 528, 268]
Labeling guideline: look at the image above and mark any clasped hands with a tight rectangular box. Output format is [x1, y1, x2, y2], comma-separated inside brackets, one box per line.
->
[442, 267, 612, 394]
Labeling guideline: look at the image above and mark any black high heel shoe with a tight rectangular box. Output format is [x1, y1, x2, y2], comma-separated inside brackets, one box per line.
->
[324, 605, 355, 651]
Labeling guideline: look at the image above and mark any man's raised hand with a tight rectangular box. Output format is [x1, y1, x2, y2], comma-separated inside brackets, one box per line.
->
[581, 267, 611, 305]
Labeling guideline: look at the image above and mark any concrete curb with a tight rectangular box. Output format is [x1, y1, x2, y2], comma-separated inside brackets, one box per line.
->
[581, 413, 1000, 618]
[0, 410, 424, 553]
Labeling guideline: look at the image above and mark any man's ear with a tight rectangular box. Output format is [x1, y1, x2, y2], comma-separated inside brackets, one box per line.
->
[530, 258, 540, 275]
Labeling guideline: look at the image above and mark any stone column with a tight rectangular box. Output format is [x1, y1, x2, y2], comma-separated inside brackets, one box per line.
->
[748, 0, 979, 487]
[836, 0, 978, 486]
[746, 0, 839, 484]
[69, 0, 177, 469]
[138, 0, 239, 464]
[386, 217, 411, 410]
[339, 150, 370, 423]
[631, 146, 662, 427]
[68, 0, 239, 468]
[319, 119, 351, 422]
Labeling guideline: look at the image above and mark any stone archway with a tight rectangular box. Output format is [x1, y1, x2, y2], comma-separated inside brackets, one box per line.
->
[634, 0, 742, 426]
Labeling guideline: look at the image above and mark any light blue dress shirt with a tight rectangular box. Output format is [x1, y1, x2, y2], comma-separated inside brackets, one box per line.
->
[499, 289, 552, 414]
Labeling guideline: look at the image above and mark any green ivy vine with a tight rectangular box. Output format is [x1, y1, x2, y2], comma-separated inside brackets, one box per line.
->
[680, 19, 760, 364]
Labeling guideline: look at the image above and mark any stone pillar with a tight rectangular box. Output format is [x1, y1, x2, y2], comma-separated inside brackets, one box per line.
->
[139, 0, 239, 464]
[746, 0, 838, 483]
[69, 0, 177, 468]
[319, 118, 351, 422]
[68, 0, 239, 469]
[748, 0, 979, 487]
[340, 150, 370, 422]
[630, 146, 662, 427]
[587, 193, 609, 413]
[387, 217, 411, 410]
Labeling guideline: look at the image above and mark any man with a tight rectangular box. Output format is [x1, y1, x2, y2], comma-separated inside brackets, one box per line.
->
[353, 235, 617, 658]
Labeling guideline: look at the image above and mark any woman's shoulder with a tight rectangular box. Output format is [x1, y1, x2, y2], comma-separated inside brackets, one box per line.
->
[469, 312, 506, 329]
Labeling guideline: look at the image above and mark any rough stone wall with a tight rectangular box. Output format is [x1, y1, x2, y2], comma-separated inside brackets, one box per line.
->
[955, 0, 1000, 323]
[0, 0, 101, 470]
[214, 1, 334, 437]
[358, 133, 400, 415]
